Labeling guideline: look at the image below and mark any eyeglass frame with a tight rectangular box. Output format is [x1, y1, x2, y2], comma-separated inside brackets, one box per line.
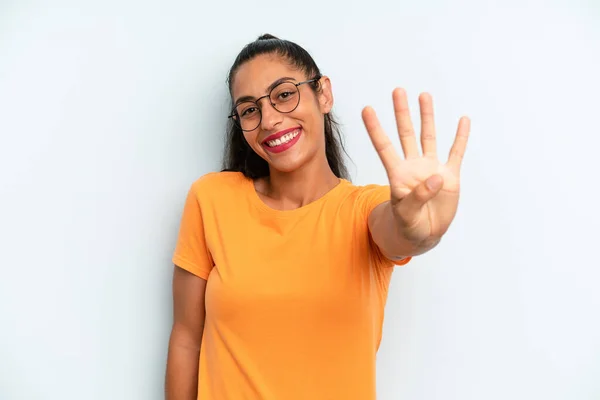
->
[227, 75, 322, 131]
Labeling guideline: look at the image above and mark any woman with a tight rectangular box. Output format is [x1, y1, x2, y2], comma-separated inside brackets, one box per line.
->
[165, 34, 470, 400]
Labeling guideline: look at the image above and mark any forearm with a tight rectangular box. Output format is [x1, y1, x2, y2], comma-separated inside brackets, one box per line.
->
[165, 326, 202, 400]
[369, 201, 441, 259]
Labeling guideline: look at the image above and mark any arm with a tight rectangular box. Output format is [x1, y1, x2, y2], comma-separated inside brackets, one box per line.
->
[368, 199, 441, 261]
[165, 266, 207, 400]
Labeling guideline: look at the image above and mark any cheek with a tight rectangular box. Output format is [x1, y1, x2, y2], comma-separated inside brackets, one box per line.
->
[301, 104, 324, 134]
[243, 131, 266, 155]
[244, 131, 259, 146]
[295, 100, 321, 127]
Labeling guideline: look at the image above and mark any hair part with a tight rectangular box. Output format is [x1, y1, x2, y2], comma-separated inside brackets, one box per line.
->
[221, 34, 350, 180]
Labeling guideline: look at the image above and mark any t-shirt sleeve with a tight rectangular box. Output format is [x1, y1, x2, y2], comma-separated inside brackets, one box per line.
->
[172, 182, 214, 280]
[358, 184, 412, 267]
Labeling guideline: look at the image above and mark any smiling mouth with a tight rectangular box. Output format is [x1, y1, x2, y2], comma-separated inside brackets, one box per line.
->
[264, 129, 301, 147]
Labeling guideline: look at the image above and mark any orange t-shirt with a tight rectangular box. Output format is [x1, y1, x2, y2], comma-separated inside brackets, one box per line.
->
[172, 171, 410, 400]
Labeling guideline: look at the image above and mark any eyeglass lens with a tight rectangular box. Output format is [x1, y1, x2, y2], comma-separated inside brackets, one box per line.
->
[234, 82, 301, 131]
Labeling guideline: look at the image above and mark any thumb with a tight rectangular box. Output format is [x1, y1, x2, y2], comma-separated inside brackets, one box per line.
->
[394, 174, 443, 226]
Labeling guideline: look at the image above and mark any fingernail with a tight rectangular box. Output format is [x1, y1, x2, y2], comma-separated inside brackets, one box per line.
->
[426, 175, 442, 190]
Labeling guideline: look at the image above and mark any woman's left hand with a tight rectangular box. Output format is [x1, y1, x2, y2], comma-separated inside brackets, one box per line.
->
[362, 88, 471, 245]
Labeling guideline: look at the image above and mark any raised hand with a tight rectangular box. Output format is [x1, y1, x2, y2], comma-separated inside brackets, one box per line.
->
[362, 88, 470, 244]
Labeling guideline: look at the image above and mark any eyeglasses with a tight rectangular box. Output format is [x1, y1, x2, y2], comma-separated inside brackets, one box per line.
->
[228, 76, 321, 131]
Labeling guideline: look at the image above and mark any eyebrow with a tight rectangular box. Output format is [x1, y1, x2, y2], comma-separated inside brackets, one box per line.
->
[233, 76, 298, 106]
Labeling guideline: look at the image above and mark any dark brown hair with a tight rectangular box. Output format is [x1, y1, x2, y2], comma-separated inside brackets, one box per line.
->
[222, 34, 350, 180]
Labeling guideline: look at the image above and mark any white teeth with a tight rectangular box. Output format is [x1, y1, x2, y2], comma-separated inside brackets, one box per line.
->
[266, 129, 300, 147]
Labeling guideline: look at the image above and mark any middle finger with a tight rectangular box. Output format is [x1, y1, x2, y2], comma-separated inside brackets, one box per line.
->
[393, 88, 420, 159]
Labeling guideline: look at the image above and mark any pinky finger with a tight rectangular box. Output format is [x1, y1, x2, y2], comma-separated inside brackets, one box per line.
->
[447, 116, 471, 173]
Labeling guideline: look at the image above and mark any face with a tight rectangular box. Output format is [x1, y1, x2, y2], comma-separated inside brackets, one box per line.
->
[231, 54, 333, 174]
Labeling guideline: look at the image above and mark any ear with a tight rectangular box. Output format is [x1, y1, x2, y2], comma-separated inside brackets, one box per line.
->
[317, 76, 334, 114]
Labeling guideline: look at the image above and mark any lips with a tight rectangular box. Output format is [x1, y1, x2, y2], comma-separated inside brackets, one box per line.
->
[262, 126, 302, 145]
[261, 127, 302, 154]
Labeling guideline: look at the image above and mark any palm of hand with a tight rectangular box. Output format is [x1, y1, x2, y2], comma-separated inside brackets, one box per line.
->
[362, 88, 470, 243]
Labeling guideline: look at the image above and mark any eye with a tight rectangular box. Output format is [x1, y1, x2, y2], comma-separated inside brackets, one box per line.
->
[278, 90, 294, 100]
[240, 106, 258, 117]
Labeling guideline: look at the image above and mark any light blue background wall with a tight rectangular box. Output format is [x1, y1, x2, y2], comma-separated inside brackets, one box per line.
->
[1, 1, 599, 399]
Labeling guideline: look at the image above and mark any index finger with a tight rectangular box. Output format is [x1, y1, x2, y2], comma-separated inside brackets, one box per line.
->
[362, 106, 401, 175]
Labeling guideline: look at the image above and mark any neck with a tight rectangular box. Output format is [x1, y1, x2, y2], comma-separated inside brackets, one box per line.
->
[257, 156, 340, 211]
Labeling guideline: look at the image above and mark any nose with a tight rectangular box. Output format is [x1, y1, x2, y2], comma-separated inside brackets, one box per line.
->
[259, 100, 283, 132]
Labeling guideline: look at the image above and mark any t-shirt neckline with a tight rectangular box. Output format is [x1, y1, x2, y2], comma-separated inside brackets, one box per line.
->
[241, 173, 350, 218]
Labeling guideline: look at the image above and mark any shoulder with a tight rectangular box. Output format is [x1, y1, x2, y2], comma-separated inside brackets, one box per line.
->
[338, 180, 391, 202]
[335, 180, 391, 216]
[189, 170, 247, 192]
[187, 171, 248, 202]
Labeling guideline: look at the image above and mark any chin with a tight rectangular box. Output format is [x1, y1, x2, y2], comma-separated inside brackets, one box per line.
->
[257, 140, 320, 175]
[268, 159, 306, 174]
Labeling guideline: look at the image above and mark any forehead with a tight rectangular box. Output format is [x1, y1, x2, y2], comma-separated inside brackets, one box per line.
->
[231, 54, 305, 100]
